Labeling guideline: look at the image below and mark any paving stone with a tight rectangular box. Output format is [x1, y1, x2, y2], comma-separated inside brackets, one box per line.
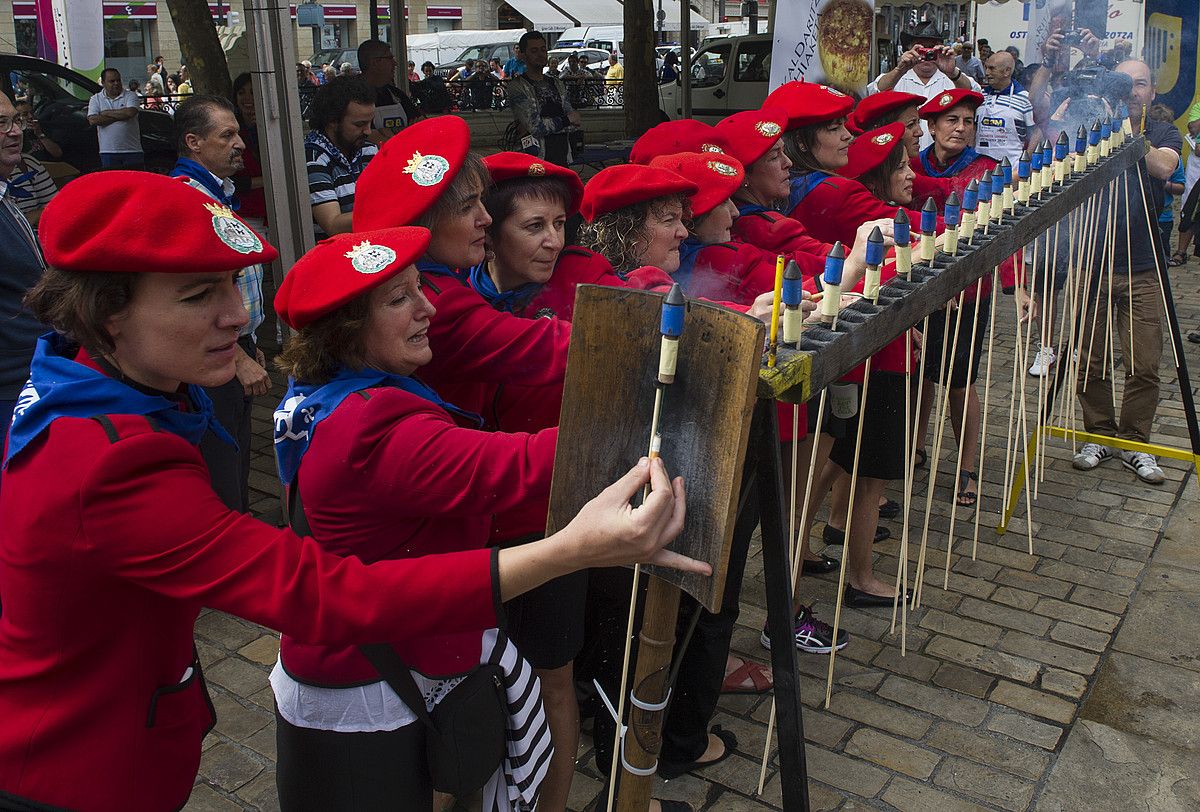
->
[1060, 547, 1117, 573]
[878, 675, 989, 727]
[932, 756, 1036, 811]
[1068, 585, 1128, 615]
[700, 791, 777, 811]
[989, 681, 1076, 725]
[566, 772, 604, 812]
[952, 557, 1003, 580]
[1110, 558, 1145, 579]
[1040, 668, 1089, 700]
[237, 634, 280, 667]
[1098, 537, 1155, 563]
[206, 656, 272, 697]
[881, 775, 992, 812]
[845, 728, 941, 780]
[1081, 651, 1200, 752]
[197, 741, 263, 792]
[825, 692, 932, 739]
[235, 770, 279, 812]
[925, 635, 1041, 684]
[1031, 596, 1121, 632]
[986, 711, 1064, 750]
[998, 630, 1101, 675]
[926, 723, 1050, 781]
[211, 691, 273, 742]
[957, 595, 1053, 636]
[871, 645, 939, 681]
[931, 662, 995, 699]
[652, 771, 709, 809]
[1049, 621, 1111, 653]
[182, 783, 243, 812]
[994, 568, 1073, 599]
[1068, 516, 1159, 547]
[759, 776, 842, 812]
[805, 745, 889, 798]
[195, 612, 263, 651]
[990, 586, 1039, 611]
[919, 609, 1003, 647]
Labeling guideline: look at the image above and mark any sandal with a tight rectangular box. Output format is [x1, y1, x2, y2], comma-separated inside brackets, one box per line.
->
[721, 656, 773, 695]
[1169, 251, 1186, 267]
[658, 725, 738, 780]
[914, 448, 928, 469]
[956, 469, 978, 508]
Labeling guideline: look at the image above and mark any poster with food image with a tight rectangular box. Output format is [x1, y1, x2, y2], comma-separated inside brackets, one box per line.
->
[770, 0, 876, 94]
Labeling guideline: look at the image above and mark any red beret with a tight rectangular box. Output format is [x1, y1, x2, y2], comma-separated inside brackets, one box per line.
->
[275, 227, 432, 329]
[838, 122, 906, 179]
[648, 152, 744, 217]
[352, 116, 471, 231]
[482, 152, 585, 217]
[762, 81, 854, 131]
[847, 91, 925, 134]
[39, 171, 277, 273]
[713, 108, 788, 167]
[629, 120, 729, 165]
[918, 88, 985, 120]
[579, 164, 698, 223]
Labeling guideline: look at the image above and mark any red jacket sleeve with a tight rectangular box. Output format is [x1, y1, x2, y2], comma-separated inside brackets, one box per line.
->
[77, 432, 499, 646]
[524, 248, 623, 322]
[731, 209, 833, 258]
[421, 277, 571, 388]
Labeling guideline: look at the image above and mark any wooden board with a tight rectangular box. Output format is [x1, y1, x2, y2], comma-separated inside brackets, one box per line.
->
[758, 136, 1150, 401]
[545, 285, 765, 612]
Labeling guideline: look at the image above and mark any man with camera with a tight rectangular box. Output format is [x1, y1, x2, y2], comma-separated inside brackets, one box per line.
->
[867, 21, 981, 149]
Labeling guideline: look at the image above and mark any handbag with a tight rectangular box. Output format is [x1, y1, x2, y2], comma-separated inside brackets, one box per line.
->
[285, 469, 509, 796]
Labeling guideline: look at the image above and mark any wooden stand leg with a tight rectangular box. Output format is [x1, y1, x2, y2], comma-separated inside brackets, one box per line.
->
[751, 397, 811, 812]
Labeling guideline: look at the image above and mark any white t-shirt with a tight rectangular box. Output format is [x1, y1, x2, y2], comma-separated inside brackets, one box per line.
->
[866, 69, 982, 150]
[975, 85, 1034, 166]
[87, 89, 142, 154]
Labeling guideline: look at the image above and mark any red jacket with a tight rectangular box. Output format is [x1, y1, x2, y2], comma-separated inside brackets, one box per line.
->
[0, 408, 498, 810]
[282, 386, 556, 683]
[730, 207, 834, 260]
[911, 171, 957, 209]
[786, 173, 928, 247]
[678, 239, 822, 305]
[420, 269, 572, 417]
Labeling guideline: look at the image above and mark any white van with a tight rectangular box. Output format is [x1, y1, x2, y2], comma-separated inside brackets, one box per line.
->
[554, 26, 624, 61]
[657, 34, 771, 124]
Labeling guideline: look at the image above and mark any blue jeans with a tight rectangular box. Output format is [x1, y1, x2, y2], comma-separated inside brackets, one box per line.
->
[100, 152, 144, 169]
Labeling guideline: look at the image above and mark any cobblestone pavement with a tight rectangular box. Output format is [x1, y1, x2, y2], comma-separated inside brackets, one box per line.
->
[185, 258, 1200, 812]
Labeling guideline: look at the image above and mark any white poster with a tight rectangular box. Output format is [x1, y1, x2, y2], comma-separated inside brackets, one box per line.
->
[770, 0, 877, 95]
[975, 0, 1143, 67]
[36, 0, 103, 78]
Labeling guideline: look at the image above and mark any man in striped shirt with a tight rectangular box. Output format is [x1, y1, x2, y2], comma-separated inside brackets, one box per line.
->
[975, 50, 1034, 166]
[305, 76, 378, 238]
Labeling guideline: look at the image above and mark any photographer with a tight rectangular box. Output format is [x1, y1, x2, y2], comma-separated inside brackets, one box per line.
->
[867, 21, 980, 149]
[507, 30, 582, 165]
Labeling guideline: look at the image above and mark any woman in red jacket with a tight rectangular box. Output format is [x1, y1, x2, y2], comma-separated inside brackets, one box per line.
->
[910, 88, 999, 507]
[0, 172, 697, 812]
[846, 90, 958, 207]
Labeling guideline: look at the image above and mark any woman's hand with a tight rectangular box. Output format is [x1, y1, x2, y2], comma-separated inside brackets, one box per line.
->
[747, 290, 777, 324]
[842, 219, 896, 291]
[564, 457, 708, 575]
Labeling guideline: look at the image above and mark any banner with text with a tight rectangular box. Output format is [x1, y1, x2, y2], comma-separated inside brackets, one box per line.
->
[770, 0, 876, 95]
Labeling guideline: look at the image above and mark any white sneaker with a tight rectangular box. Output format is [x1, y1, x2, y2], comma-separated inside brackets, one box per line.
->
[1028, 345, 1056, 377]
[1073, 443, 1113, 470]
[1120, 450, 1165, 484]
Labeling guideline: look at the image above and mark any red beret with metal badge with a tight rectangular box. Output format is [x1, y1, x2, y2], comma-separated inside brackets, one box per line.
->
[275, 227, 432, 329]
[481, 151, 586, 217]
[39, 171, 277, 273]
[648, 152, 745, 217]
[918, 88, 985, 120]
[847, 91, 926, 134]
[713, 108, 788, 167]
[762, 81, 855, 131]
[352, 116, 471, 231]
[629, 119, 729, 164]
[838, 122, 907, 179]
[579, 164, 699, 222]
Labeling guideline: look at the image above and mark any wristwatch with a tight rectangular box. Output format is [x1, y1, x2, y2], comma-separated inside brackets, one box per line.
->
[950, 69, 963, 81]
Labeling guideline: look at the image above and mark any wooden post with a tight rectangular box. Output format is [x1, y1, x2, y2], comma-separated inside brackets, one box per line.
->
[624, 0, 659, 136]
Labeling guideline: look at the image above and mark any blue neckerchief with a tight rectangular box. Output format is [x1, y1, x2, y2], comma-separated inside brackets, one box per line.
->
[6, 170, 34, 199]
[787, 172, 829, 213]
[170, 157, 239, 209]
[736, 202, 776, 217]
[273, 366, 483, 485]
[5, 333, 235, 468]
[673, 237, 706, 292]
[467, 263, 542, 314]
[919, 145, 982, 178]
[417, 257, 472, 284]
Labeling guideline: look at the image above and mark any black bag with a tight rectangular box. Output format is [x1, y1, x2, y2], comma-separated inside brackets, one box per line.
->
[359, 643, 508, 797]
[285, 470, 509, 796]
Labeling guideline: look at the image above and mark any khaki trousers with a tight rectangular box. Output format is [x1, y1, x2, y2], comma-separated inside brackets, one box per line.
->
[1077, 270, 1165, 444]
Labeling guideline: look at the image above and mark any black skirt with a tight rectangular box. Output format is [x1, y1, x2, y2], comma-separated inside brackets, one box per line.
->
[828, 371, 908, 481]
[921, 299, 991, 388]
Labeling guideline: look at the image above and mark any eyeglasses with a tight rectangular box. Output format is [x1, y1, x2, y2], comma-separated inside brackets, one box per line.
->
[0, 114, 32, 132]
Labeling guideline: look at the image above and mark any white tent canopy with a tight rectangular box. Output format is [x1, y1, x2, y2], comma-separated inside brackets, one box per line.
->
[503, 0, 574, 33]
[545, 0, 625, 27]
[656, 0, 710, 32]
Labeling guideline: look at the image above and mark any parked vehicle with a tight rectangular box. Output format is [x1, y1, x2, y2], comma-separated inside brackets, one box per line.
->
[1, 53, 176, 173]
[309, 47, 358, 72]
[435, 30, 524, 77]
[555, 26, 624, 61]
[657, 34, 770, 124]
[548, 47, 610, 73]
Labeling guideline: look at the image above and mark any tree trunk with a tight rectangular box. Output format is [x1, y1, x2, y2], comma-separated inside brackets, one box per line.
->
[163, 0, 233, 98]
[624, 0, 660, 138]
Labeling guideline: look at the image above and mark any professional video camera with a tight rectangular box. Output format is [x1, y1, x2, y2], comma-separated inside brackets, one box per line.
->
[1049, 65, 1133, 131]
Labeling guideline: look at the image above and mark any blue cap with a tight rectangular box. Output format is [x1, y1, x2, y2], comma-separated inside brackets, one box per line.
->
[920, 197, 937, 234]
[1000, 159, 1013, 186]
[963, 179, 978, 211]
[979, 172, 993, 200]
[1088, 123, 1101, 146]
[944, 191, 961, 227]
[823, 242, 846, 286]
[1019, 152, 1031, 178]
[1076, 126, 1087, 154]
[865, 226, 886, 267]
[782, 261, 803, 306]
[1101, 118, 1112, 138]
[1031, 150, 1043, 171]
[893, 208, 910, 246]
[1055, 132, 1069, 161]
[1042, 141, 1053, 165]
[660, 283, 685, 337]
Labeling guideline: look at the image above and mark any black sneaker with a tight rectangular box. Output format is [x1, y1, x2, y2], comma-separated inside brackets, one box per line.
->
[760, 605, 850, 654]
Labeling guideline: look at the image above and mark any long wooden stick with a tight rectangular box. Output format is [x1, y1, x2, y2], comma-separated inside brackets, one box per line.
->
[972, 273, 1002, 559]
[944, 280, 985, 588]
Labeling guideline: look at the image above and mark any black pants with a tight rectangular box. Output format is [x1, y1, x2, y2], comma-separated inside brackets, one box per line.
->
[275, 708, 432, 811]
[200, 336, 255, 512]
[583, 468, 759, 771]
